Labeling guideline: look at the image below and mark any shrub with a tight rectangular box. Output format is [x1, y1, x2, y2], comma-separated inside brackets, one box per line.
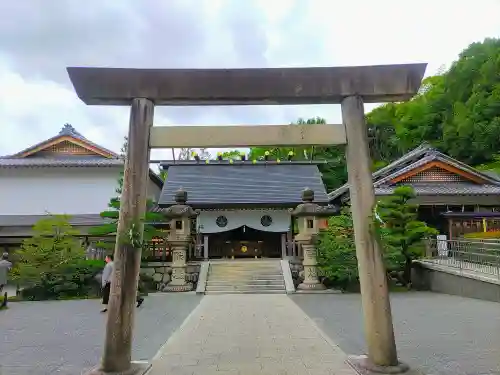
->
[12, 215, 105, 301]
[317, 210, 359, 290]
[20, 260, 103, 301]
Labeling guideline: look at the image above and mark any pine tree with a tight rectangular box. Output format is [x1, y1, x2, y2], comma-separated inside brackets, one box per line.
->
[12, 215, 85, 286]
[88, 138, 165, 253]
[377, 186, 438, 287]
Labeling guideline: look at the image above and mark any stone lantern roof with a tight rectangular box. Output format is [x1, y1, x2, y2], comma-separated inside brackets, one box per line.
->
[162, 189, 199, 219]
[290, 188, 339, 217]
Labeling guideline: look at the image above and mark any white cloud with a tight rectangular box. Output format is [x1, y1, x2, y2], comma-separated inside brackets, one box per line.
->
[0, 0, 499, 157]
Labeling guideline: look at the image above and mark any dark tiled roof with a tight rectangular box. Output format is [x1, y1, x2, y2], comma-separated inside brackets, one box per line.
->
[0, 156, 124, 168]
[375, 183, 500, 196]
[328, 143, 500, 201]
[0, 124, 164, 188]
[159, 163, 329, 207]
[0, 214, 110, 227]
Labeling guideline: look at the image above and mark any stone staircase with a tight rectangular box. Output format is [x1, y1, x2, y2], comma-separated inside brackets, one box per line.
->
[205, 260, 286, 294]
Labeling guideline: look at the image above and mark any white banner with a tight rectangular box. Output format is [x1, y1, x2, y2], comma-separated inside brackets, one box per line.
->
[197, 210, 291, 234]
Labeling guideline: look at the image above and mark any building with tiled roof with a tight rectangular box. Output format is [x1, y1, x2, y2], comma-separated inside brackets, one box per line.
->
[157, 159, 331, 259]
[328, 143, 500, 237]
[0, 124, 163, 251]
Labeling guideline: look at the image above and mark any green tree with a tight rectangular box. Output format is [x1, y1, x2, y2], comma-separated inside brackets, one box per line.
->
[89, 138, 165, 254]
[316, 210, 359, 290]
[376, 186, 438, 287]
[366, 38, 500, 168]
[12, 215, 85, 286]
[248, 117, 347, 191]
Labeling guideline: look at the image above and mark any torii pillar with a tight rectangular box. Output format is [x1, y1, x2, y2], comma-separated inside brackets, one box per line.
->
[67, 63, 426, 375]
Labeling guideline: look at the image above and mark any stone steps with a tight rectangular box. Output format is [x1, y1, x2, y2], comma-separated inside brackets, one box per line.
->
[205, 290, 286, 295]
[207, 280, 285, 286]
[205, 260, 286, 294]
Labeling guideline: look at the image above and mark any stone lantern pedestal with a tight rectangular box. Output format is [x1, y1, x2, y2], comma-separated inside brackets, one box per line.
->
[291, 188, 338, 291]
[295, 234, 325, 290]
[163, 236, 193, 292]
[161, 188, 199, 292]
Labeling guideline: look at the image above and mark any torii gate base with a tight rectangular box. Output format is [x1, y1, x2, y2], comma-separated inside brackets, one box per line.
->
[68, 64, 426, 375]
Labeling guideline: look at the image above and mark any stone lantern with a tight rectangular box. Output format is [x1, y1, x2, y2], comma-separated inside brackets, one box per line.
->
[291, 188, 337, 290]
[162, 188, 199, 292]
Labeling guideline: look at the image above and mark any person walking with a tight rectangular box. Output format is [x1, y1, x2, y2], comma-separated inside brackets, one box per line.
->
[0, 252, 12, 308]
[100, 254, 114, 313]
[100, 254, 144, 313]
[0, 252, 12, 293]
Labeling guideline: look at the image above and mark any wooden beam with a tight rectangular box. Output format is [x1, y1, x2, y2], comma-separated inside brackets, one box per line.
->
[98, 98, 154, 374]
[66, 64, 427, 106]
[342, 95, 398, 367]
[149, 124, 346, 148]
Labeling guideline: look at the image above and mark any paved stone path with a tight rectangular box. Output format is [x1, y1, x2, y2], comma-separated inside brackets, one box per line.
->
[292, 292, 500, 375]
[149, 294, 356, 375]
[0, 294, 202, 375]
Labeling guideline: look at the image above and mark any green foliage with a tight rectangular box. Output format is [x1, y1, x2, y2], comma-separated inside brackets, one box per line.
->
[316, 210, 359, 290]
[19, 260, 103, 301]
[89, 138, 165, 253]
[376, 186, 438, 286]
[366, 38, 500, 168]
[11, 215, 86, 286]
[248, 117, 347, 191]
[10, 215, 103, 301]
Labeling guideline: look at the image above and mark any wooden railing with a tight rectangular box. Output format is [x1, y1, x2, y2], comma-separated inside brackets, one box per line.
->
[284, 240, 302, 258]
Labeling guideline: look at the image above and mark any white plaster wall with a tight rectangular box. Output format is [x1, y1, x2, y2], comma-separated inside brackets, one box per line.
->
[147, 177, 161, 201]
[0, 167, 123, 215]
[197, 210, 291, 233]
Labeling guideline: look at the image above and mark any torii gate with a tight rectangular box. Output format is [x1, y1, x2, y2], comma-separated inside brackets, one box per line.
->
[67, 64, 426, 375]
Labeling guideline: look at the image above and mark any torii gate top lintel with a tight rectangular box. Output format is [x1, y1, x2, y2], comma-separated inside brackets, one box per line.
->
[66, 63, 427, 106]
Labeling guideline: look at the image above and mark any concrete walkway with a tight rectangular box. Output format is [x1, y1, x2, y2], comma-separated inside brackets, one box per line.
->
[149, 294, 356, 375]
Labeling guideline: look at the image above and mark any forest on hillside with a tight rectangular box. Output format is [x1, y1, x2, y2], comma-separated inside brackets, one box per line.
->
[239, 38, 500, 191]
[176, 38, 500, 192]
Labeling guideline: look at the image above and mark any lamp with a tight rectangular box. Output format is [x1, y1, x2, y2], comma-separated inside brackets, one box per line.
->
[264, 150, 270, 161]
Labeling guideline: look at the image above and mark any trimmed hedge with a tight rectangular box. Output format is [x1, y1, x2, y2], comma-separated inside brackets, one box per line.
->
[20, 260, 104, 301]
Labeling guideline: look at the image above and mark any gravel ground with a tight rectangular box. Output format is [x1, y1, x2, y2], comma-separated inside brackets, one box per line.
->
[0, 293, 202, 375]
[291, 292, 500, 375]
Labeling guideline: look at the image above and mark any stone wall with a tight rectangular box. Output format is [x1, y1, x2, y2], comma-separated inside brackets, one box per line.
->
[140, 261, 201, 291]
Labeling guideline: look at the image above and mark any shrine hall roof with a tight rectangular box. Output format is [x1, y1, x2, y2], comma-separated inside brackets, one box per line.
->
[158, 162, 329, 208]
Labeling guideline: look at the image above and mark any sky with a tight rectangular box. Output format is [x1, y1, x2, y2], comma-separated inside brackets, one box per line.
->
[1, 0, 499, 161]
